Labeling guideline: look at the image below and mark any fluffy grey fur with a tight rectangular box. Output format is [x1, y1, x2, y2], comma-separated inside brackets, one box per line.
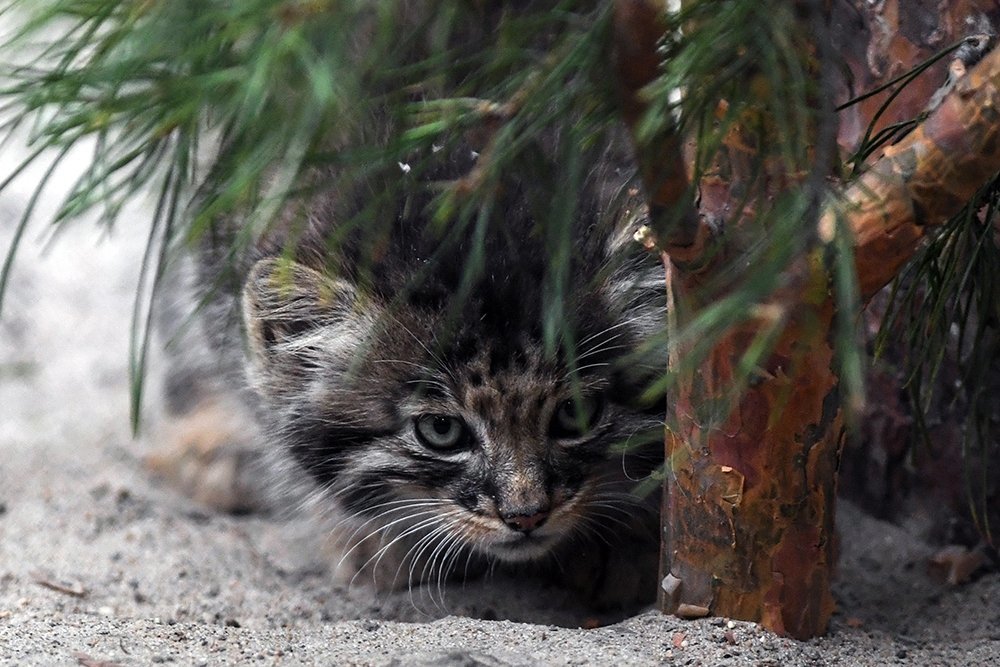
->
[159, 133, 666, 609]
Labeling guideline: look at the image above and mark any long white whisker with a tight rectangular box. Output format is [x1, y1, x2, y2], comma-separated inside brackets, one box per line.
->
[350, 514, 449, 591]
[333, 498, 453, 546]
[331, 498, 451, 546]
[372, 359, 439, 374]
[574, 514, 615, 548]
[576, 314, 648, 349]
[421, 530, 461, 612]
[340, 509, 447, 575]
[403, 518, 464, 610]
[439, 535, 468, 600]
[428, 526, 468, 607]
[560, 361, 611, 382]
[383, 313, 459, 385]
[411, 514, 465, 589]
[584, 508, 634, 532]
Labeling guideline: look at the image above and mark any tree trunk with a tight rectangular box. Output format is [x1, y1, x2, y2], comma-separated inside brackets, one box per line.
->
[614, 0, 1000, 638]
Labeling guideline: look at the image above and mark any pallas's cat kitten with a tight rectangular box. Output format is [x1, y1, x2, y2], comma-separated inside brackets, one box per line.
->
[154, 139, 666, 608]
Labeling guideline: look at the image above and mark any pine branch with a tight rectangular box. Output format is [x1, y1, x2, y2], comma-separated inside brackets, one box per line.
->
[824, 43, 1000, 299]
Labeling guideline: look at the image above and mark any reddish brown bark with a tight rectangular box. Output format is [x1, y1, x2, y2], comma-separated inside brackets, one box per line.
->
[826, 45, 1000, 299]
[612, 0, 699, 249]
[615, 0, 1000, 639]
[659, 292, 841, 638]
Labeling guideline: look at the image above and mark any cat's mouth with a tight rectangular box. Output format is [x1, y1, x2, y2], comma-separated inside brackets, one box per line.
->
[477, 492, 586, 562]
[486, 530, 562, 561]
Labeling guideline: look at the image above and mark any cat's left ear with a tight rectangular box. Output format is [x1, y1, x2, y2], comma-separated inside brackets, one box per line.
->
[242, 258, 360, 358]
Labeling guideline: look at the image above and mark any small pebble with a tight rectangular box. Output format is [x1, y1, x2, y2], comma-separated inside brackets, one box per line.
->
[726, 620, 736, 629]
[98, 606, 114, 616]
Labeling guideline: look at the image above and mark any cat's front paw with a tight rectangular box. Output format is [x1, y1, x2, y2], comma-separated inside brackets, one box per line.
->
[146, 399, 263, 513]
[553, 535, 659, 611]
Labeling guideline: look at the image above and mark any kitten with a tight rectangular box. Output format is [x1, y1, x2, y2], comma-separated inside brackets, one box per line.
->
[152, 135, 667, 609]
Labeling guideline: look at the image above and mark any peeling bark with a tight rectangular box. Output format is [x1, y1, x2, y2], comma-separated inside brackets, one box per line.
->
[828, 45, 1000, 298]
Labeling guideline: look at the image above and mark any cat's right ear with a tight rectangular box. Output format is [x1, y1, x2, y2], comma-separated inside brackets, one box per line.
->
[242, 258, 359, 358]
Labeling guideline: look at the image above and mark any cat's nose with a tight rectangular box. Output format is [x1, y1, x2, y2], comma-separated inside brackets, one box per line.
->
[502, 509, 549, 533]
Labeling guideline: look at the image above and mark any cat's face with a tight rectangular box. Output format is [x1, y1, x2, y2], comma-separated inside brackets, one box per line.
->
[355, 330, 651, 563]
[241, 210, 665, 573]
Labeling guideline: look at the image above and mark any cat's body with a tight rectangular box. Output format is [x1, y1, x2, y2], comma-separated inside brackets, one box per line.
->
[152, 132, 667, 609]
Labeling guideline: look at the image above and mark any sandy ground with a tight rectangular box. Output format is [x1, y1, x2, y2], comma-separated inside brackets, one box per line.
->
[2, 146, 1000, 666]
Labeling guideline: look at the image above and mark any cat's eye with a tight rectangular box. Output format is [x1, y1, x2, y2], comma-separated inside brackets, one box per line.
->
[414, 415, 470, 451]
[549, 395, 603, 440]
